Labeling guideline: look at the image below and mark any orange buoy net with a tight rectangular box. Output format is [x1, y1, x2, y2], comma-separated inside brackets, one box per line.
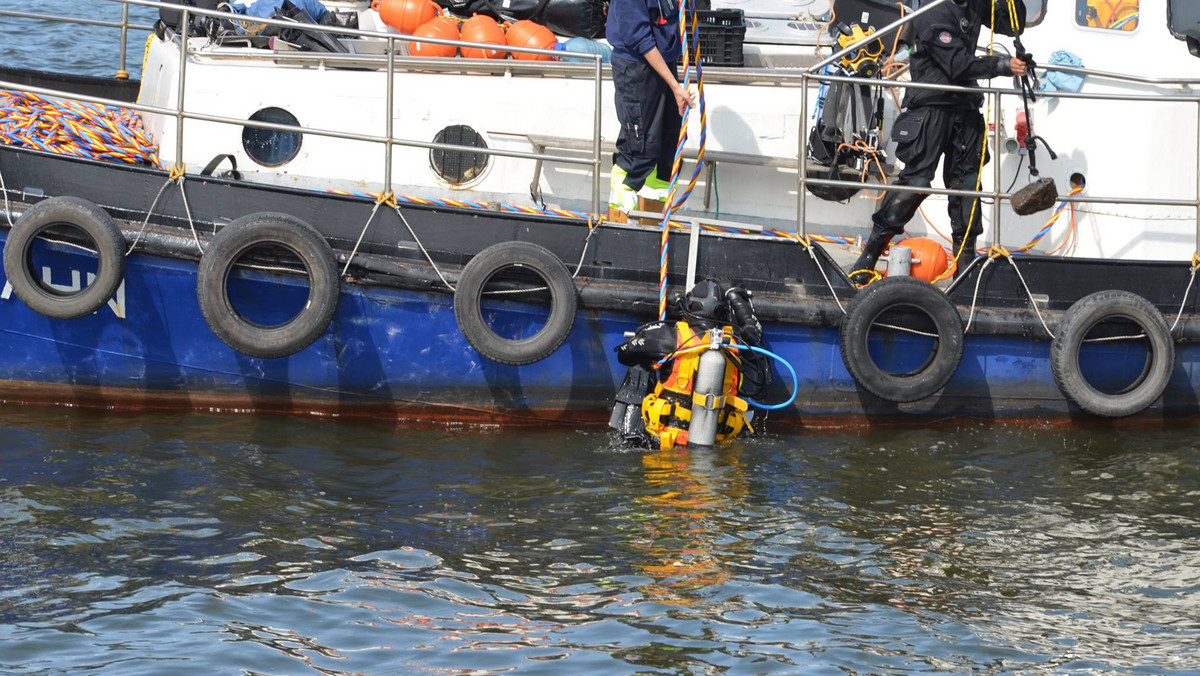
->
[409, 16, 460, 58]
[505, 19, 556, 61]
[372, 0, 439, 34]
[0, 90, 161, 168]
[460, 14, 507, 59]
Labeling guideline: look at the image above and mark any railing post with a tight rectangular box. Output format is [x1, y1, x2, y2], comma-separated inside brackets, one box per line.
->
[385, 35, 395, 193]
[593, 54, 603, 218]
[991, 91, 1002, 248]
[175, 8, 189, 171]
[797, 71, 809, 237]
[1195, 100, 1200, 254]
[116, 2, 130, 79]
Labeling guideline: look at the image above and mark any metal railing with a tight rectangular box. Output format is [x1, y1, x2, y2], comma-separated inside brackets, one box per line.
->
[0, 0, 607, 216]
[795, 0, 1200, 251]
[1, 0, 1199, 253]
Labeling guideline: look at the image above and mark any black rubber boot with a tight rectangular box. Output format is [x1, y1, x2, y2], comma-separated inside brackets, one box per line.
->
[951, 234, 977, 280]
[849, 233, 893, 285]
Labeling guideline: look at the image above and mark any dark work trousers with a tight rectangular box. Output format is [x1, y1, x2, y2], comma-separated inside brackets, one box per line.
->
[871, 106, 989, 242]
[612, 55, 681, 192]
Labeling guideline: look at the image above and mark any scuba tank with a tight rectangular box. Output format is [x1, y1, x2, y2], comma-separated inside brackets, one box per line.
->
[687, 332, 728, 447]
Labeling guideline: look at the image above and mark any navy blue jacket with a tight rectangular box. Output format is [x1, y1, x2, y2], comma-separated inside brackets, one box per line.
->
[606, 0, 682, 64]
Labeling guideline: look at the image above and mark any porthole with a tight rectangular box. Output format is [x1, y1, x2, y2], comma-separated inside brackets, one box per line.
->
[430, 125, 489, 187]
[242, 107, 302, 167]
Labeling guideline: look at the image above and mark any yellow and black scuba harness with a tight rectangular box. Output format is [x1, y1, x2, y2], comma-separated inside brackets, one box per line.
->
[610, 280, 768, 449]
[640, 322, 752, 450]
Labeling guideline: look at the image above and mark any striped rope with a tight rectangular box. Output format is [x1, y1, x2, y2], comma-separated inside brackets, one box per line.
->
[657, 0, 709, 320]
[1010, 185, 1084, 254]
[0, 90, 161, 168]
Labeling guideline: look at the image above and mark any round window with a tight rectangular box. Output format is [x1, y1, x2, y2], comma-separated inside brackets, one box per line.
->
[430, 125, 489, 186]
[242, 107, 302, 167]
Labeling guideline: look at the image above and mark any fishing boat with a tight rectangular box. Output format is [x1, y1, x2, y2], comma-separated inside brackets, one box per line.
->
[0, 0, 1198, 434]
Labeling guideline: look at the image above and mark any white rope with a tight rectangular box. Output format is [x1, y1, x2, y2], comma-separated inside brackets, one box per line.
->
[963, 254, 1055, 340]
[391, 203, 456, 292]
[340, 199, 384, 277]
[1169, 267, 1196, 334]
[177, 177, 204, 255]
[805, 242, 849, 315]
[963, 257, 994, 335]
[125, 176, 176, 254]
[125, 176, 204, 255]
[1006, 253, 1056, 340]
[570, 220, 602, 278]
[0, 167, 14, 227]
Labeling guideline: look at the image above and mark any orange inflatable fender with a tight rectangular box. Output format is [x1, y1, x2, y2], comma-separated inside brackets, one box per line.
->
[893, 236, 950, 282]
[409, 16, 460, 58]
[460, 14, 507, 59]
[372, 0, 439, 34]
[505, 19, 556, 61]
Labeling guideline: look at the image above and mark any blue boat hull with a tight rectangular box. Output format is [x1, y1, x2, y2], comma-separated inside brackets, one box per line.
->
[4, 229, 1198, 426]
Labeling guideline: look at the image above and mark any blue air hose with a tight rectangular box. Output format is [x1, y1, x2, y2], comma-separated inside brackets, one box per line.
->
[741, 344, 798, 410]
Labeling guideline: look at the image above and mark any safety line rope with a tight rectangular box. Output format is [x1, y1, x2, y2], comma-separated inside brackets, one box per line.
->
[658, 0, 709, 321]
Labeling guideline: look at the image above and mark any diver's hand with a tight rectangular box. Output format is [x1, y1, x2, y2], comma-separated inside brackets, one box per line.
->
[1009, 57, 1028, 77]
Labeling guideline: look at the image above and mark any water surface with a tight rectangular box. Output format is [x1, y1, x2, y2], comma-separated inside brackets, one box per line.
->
[2, 407, 1198, 674]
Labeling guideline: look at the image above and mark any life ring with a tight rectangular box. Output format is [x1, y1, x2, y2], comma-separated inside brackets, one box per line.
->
[839, 276, 964, 402]
[197, 212, 339, 359]
[454, 241, 577, 365]
[1050, 290, 1174, 418]
[2, 196, 126, 320]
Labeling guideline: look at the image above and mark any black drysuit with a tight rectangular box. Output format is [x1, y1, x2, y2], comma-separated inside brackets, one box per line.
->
[855, 0, 1015, 277]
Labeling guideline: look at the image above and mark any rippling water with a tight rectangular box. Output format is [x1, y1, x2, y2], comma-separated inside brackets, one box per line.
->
[3, 2, 1200, 673]
[3, 406, 1199, 674]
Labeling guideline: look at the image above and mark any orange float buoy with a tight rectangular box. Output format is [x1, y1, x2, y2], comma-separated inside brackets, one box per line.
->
[372, 0, 439, 34]
[505, 19, 556, 61]
[409, 16, 460, 58]
[460, 14, 507, 59]
[892, 236, 951, 282]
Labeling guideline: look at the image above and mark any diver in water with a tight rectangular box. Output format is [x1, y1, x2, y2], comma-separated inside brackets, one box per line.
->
[849, 0, 1028, 283]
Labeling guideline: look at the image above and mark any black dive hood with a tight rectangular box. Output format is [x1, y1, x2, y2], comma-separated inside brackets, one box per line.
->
[964, 0, 1028, 37]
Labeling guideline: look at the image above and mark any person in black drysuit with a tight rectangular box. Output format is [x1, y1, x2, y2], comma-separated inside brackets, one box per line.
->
[849, 0, 1028, 282]
[606, 0, 697, 217]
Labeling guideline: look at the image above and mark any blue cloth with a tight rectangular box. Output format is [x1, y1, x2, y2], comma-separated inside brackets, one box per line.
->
[232, 0, 328, 22]
[606, 0, 682, 63]
[1039, 50, 1085, 93]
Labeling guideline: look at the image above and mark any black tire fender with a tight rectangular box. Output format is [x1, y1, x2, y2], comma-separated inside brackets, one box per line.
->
[2, 196, 126, 319]
[1050, 290, 1174, 418]
[197, 212, 339, 359]
[454, 241, 577, 365]
[839, 276, 964, 402]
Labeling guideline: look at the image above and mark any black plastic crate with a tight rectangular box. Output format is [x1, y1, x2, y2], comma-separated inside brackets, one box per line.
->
[695, 9, 745, 67]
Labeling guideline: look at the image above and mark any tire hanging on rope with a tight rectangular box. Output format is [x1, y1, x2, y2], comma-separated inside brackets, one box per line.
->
[839, 276, 964, 402]
[2, 196, 126, 320]
[197, 212, 340, 359]
[1050, 290, 1174, 418]
[453, 241, 578, 365]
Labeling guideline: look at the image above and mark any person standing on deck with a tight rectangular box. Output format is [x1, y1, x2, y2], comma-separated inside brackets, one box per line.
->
[849, 0, 1028, 283]
[607, 0, 698, 221]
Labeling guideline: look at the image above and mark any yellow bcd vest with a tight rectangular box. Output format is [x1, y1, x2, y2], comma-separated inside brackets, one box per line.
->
[640, 322, 752, 450]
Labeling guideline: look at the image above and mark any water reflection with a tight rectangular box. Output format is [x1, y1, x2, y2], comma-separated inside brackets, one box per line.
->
[2, 409, 1199, 673]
